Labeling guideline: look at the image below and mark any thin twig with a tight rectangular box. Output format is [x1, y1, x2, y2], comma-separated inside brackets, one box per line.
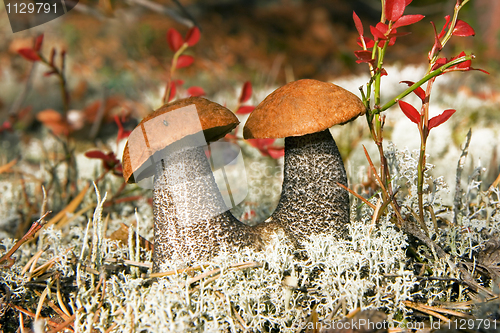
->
[8, 62, 37, 116]
[403, 301, 451, 322]
[0, 211, 51, 267]
[337, 182, 376, 209]
[454, 129, 472, 225]
[10, 304, 63, 329]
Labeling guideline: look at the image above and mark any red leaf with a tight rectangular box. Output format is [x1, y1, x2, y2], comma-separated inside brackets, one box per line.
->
[247, 138, 275, 150]
[387, 30, 410, 38]
[173, 79, 185, 86]
[357, 36, 375, 48]
[354, 50, 374, 64]
[453, 20, 475, 37]
[400, 81, 426, 101]
[438, 15, 451, 39]
[429, 21, 443, 59]
[392, 14, 424, 29]
[236, 106, 255, 114]
[168, 81, 177, 102]
[187, 86, 205, 97]
[85, 150, 109, 160]
[429, 109, 455, 130]
[385, 0, 407, 22]
[370, 24, 387, 40]
[167, 28, 184, 52]
[44, 70, 58, 77]
[353, 11, 364, 36]
[239, 81, 252, 103]
[0, 121, 12, 132]
[380, 68, 388, 76]
[185, 27, 200, 47]
[34, 34, 44, 51]
[18, 48, 40, 61]
[248, 137, 284, 159]
[398, 100, 420, 124]
[114, 115, 131, 142]
[176, 55, 194, 69]
[432, 57, 447, 70]
[268, 147, 285, 159]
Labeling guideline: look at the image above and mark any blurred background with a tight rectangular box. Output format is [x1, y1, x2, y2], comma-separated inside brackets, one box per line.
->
[1, 0, 498, 112]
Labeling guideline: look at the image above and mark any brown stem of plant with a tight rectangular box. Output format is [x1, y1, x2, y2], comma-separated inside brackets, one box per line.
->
[0, 211, 51, 268]
[416, 77, 436, 229]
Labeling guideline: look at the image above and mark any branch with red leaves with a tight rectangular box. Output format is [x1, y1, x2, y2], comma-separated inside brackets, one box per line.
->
[17, 34, 70, 116]
[351, 0, 488, 229]
[232, 81, 284, 159]
[163, 26, 206, 104]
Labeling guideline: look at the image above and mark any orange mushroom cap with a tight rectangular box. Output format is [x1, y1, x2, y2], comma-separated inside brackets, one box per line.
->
[122, 97, 239, 183]
[243, 79, 366, 139]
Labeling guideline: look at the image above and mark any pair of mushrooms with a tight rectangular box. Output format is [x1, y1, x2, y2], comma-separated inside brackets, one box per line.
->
[122, 79, 365, 272]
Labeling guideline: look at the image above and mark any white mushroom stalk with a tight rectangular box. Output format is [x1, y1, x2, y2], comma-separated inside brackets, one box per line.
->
[122, 97, 274, 272]
[269, 129, 349, 242]
[151, 142, 265, 271]
[243, 79, 366, 244]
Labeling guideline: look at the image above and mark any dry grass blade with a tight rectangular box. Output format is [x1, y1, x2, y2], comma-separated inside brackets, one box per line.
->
[21, 245, 49, 275]
[0, 158, 17, 174]
[0, 211, 51, 267]
[362, 145, 405, 227]
[57, 277, 72, 318]
[189, 262, 262, 294]
[33, 289, 71, 322]
[44, 181, 90, 229]
[403, 301, 450, 322]
[186, 267, 221, 285]
[346, 307, 361, 319]
[337, 182, 376, 209]
[35, 286, 49, 321]
[30, 248, 73, 278]
[10, 304, 64, 329]
[305, 304, 319, 333]
[47, 312, 77, 333]
[148, 264, 209, 278]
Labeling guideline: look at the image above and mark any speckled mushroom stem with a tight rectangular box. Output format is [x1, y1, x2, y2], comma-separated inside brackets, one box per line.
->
[269, 129, 349, 242]
[152, 144, 268, 272]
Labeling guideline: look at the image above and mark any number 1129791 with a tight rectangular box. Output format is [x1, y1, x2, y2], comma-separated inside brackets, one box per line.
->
[447, 319, 497, 330]
[6, 2, 58, 14]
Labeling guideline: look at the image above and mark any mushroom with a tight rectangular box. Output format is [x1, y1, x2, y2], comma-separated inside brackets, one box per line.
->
[243, 79, 365, 243]
[122, 97, 274, 272]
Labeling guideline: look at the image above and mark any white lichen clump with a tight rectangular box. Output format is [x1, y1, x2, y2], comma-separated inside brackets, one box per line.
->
[74, 218, 414, 332]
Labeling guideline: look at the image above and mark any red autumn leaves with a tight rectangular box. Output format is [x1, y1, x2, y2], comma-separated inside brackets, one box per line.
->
[353, 0, 424, 65]
[398, 81, 455, 134]
[164, 26, 206, 103]
[17, 34, 44, 62]
[353, 0, 485, 133]
[166, 26, 200, 69]
[85, 150, 123, 176]
[235, 81, 255, 115]
[226, 82, 284, 159]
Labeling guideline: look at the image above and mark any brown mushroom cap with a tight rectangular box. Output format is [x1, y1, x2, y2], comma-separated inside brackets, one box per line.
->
[243, 79, 366, 139]
[122, 97, 239, 183]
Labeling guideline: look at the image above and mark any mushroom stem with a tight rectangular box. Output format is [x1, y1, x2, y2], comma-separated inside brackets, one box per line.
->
[269, 129, 349, 242]
[152, 144, 265, 272]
